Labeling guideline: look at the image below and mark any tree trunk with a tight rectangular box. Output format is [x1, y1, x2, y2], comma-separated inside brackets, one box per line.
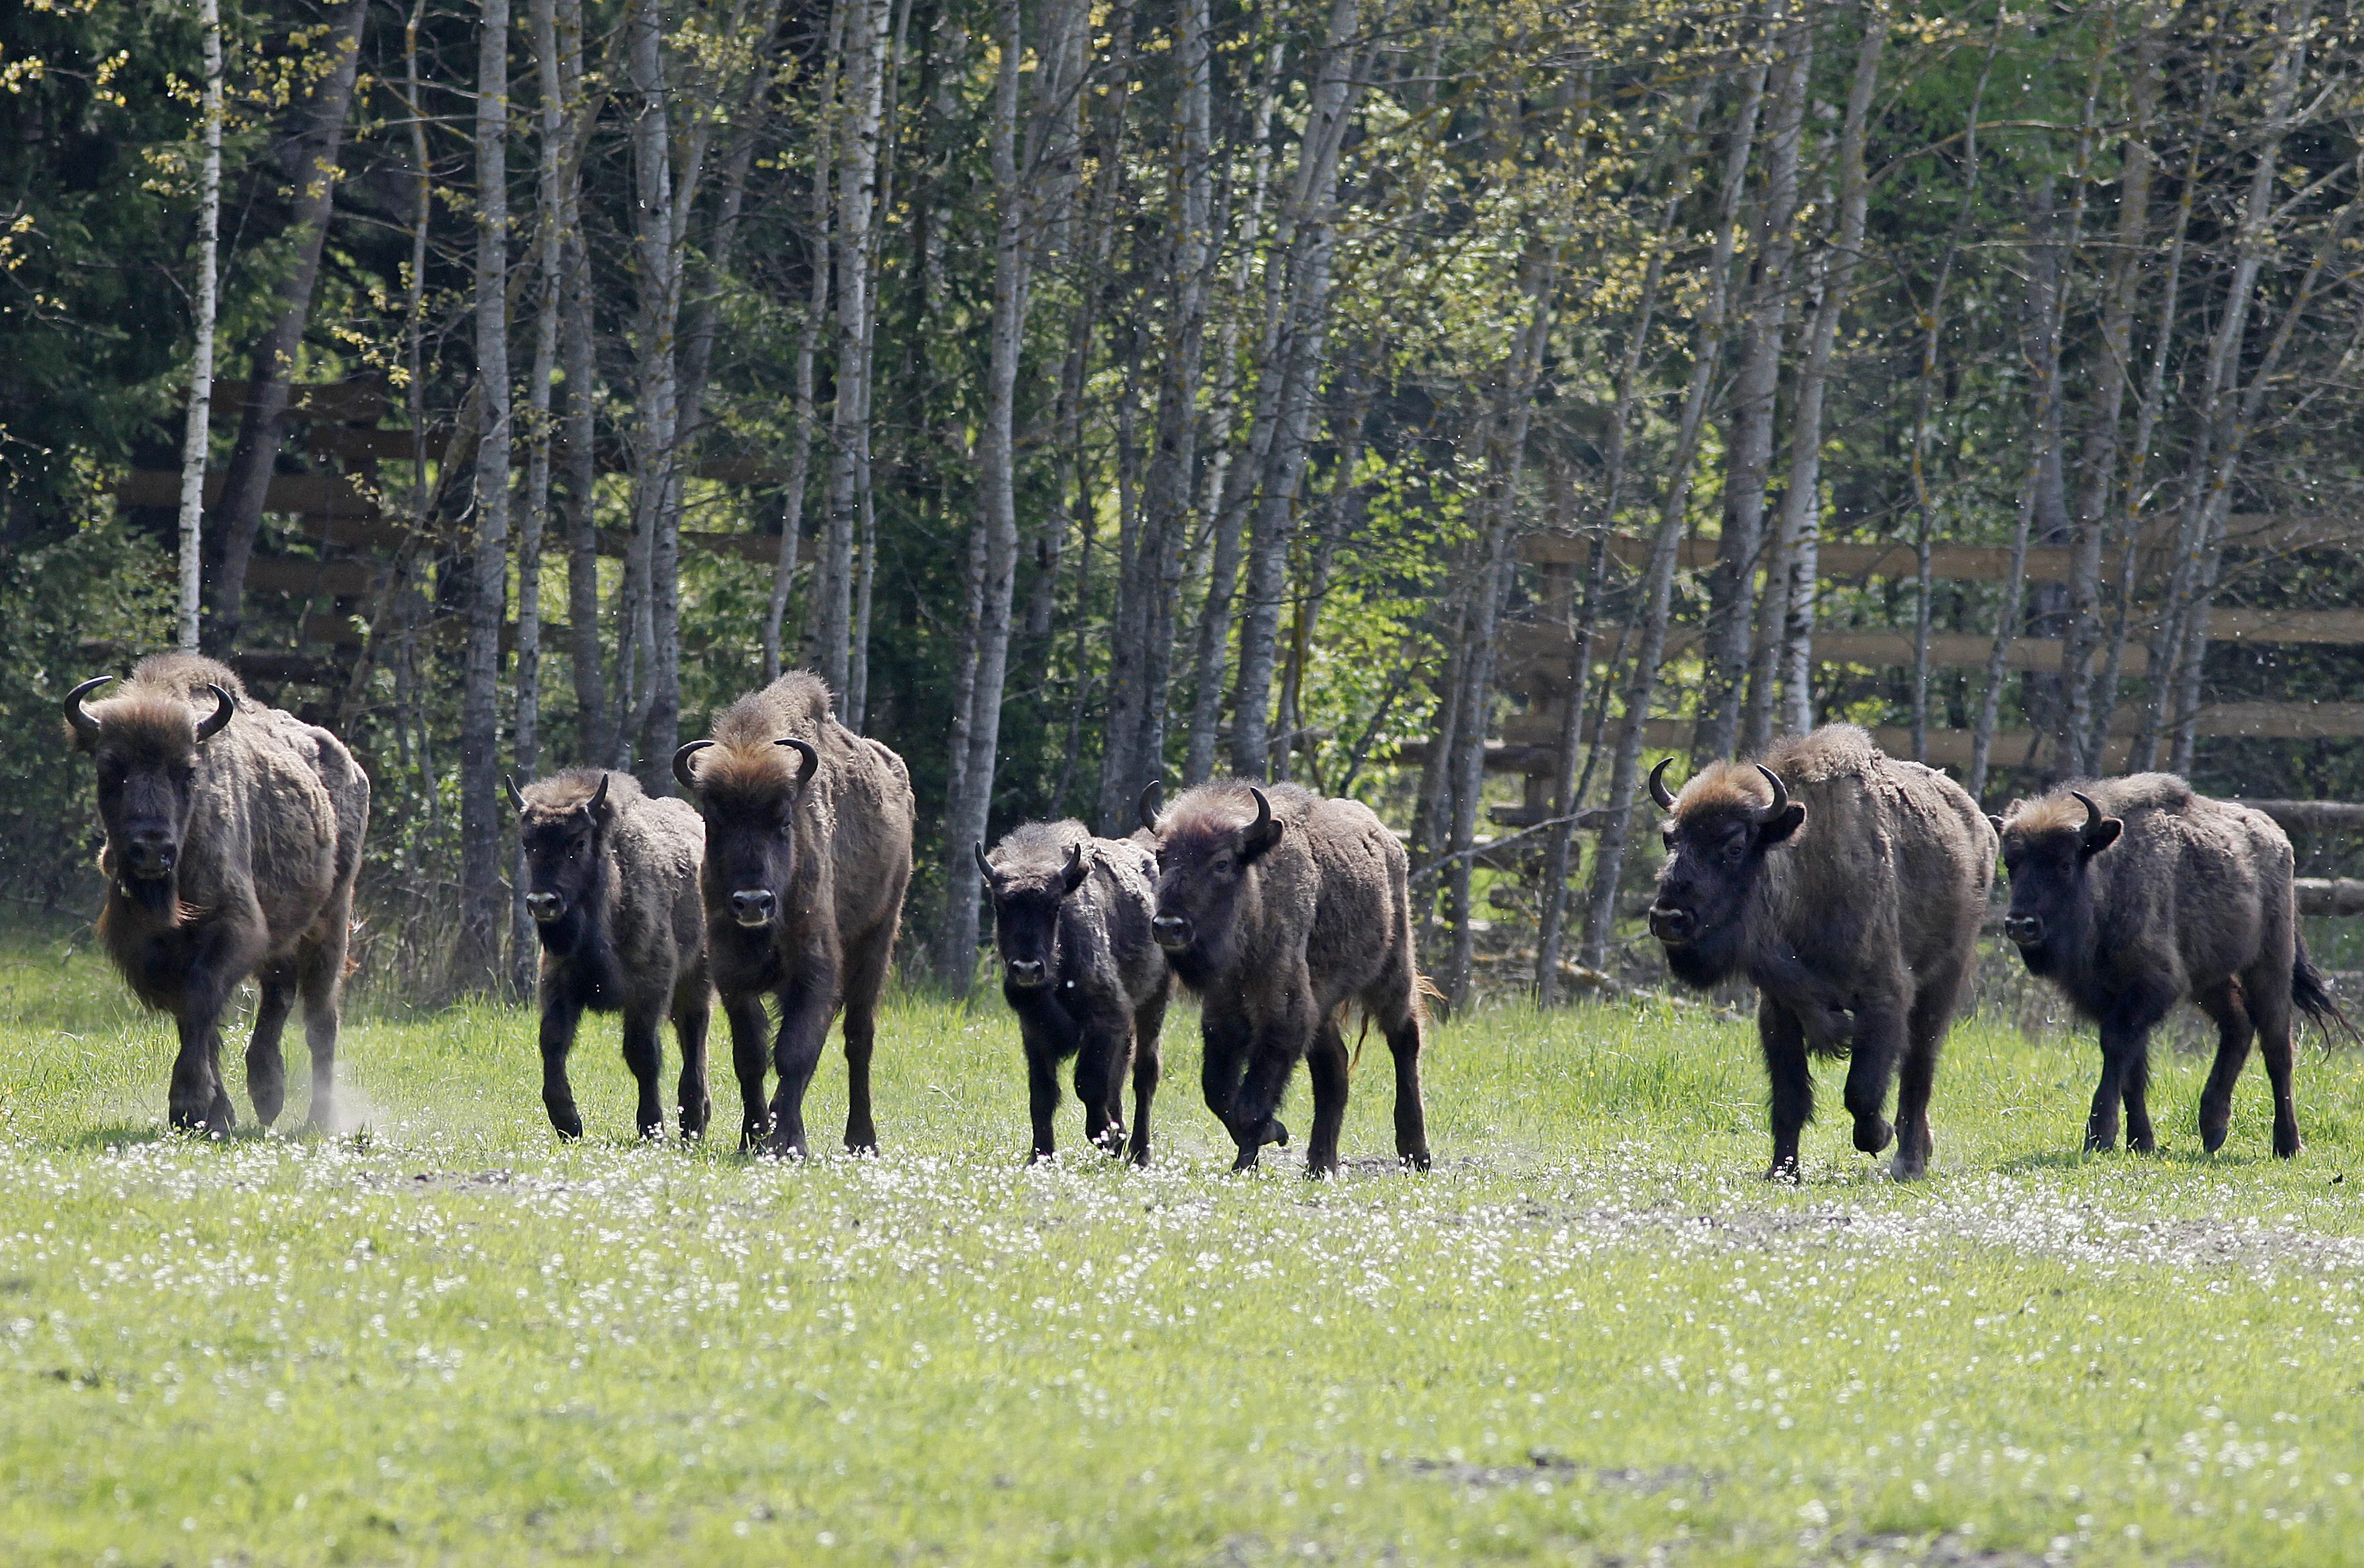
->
[1095, 0, 1214, 828]
[176, 0, 222, 653]
[814, 0, 890, 699]
[1580, 48, 1765, 973]
[202, 0, 371, 656]
[1751, 3, 1882, 750]
[1230, 0, 1363, 779]
[1691, 0, 1809, 767]
[549, 0, 605, 762]
[456, 0, 514, 993]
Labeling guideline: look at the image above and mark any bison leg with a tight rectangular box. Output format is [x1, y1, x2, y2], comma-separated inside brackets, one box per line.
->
[296, 888, 351, 1134]
[1891, 992, 1951, 1181]
[1071, 1000, 1133, 1159]
[620, 1007, 666, 1140]
[1024, 1038, 1063, 1163]
[2195, 979, 2253, 1155]
[245, 964, 296, 1129]
[169, 1010, 235, 1136]
[839, 925, 893, 1156]
[1841, 1001, 1903, 1161]
[1303, 1017, 1350, 1179]
[673, 984, 712, 1142]
[538, 990, 588, 1140]
[1198, 1005, 1253, 1140]
[1371, 997, 1431, 1173]
[2244, 962, 2304, 1159]
[2120, 1038, 2156, 1154]
[722, 992, 772, 1152]
[765, 976, 839, 1160]
[1226, 1015, 1308, 1173]
[1127, 998, 1164, 1168]
[1757, 998, 1811, 1182]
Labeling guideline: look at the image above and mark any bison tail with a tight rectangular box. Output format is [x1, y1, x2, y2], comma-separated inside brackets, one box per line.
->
[1414, 971, 1446, 1021]
[2293, 940, 2363, 1048]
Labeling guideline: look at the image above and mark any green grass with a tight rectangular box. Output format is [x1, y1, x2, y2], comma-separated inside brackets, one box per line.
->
[5, 931, 2364, 1565]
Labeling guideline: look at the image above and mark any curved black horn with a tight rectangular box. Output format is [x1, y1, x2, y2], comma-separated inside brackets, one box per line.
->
[777, 737, 821, 787]
[503, 773, 527, 812]
[64, 675, 112, 738]
[973, 840, 996, 885]
[1061, 840, 1088, 892]
[587, 773, 611, 814]
[1648, 756, 1677, 810]
[1138, 779, 1166, 833]
[1247, 784, 1272, 834]
[1754, 764, 1790, 822]
[2071, 790, 2105, 842]
[195, 684, 235, 742]
[673, 740, 714, 791]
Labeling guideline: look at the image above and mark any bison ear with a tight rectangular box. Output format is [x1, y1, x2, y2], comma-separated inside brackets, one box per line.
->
[1237, 785, 1283, 863]
[1757, 802, 1806, 846]
[2080, 818, 2123, 859]
[1986, 813, 2006, 836]
[1059, 841, 1090, 896]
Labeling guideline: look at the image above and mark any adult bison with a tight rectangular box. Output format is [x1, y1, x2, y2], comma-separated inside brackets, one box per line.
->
[1995, 775, 2354, 1158]
[977, 822, 1170, 1165]
[508, 769, 710, 1141]
[1646, 724, 1992, 1181]
[65, 653, 369, 1134]
[673, 672, 913, 1157]
[1141, 780, 1430, 1177]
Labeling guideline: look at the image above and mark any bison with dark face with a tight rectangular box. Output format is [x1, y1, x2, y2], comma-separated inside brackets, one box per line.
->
[977, 821, 1170, 1164]
[67, 653, 369, 1134]
[673, 672, 913, 1157]
[1143, 780, 1429, 1177]
[1997, 775, 2353, 1158]
[1647, 725, 1992, 1181]
[510, 769, 710, 1140]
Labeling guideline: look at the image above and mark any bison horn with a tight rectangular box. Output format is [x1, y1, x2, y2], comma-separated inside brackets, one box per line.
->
[503, 774, 527, 812]
[64, 675, 113, 738]
[1060, 840, 1089, 895]
[673, 740, 714, 791]
[1138, 779, 1166, 833]
[1753, 765, 1790, 822]
[587, 773, 611, 816]
[1648, 756, 1677, 810]
[2071, 790, 2108, 847]
[973, 840, 997, 887]
[777, 737, 821, 788]
[195, 684, 235, 741]
[1238, 784, 1281, 860]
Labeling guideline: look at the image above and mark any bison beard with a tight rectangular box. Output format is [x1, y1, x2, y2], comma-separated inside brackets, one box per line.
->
[1143, 780, 1431, 1177]
[1998, 776, 2357, 1159]
[1647, 726, 1994, 1182]
[675, 672, 914, 1158]
[69, 653, 370, 1134]
[978, 822, 1171, 1165]
[511, 769, 711, 1141]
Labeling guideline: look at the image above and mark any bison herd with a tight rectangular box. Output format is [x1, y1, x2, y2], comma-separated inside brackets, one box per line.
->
[63, 654, 2356, 1179]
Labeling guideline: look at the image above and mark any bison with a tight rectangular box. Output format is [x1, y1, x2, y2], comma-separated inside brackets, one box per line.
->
[1141, 779, 1430, 1177]
[65, 653, 369, 1134]
[1646, 724, 1993, 1181]
[673, 672, 914, 1157]
[977, 822, 1171, 1165]
[508, 769, 710, 1140]
[1995, 775, 2355, 1158]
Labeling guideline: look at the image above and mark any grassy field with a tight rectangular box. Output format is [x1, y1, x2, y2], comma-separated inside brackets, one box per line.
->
[5, 932, 2364, 1566]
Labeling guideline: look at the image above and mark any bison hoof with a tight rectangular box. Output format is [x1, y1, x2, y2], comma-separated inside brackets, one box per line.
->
[2199, 1120, 2229, 1155]
[1128, 1145, 1152, 1169]
[1763, 1157, 1802, 1185]
[2275, 1127, 2304, 1160]
[1852, 1116, 1893, 1155]
[1304, 1159, 1340, 1181]
[1028, 1148, 1057, 1165]
[548, 1112, 584, 1140]
[1229, 1146, 1261, 1173]
[1401, 1149, 1433, 1173]
[1266, 1118, 1290, 1149]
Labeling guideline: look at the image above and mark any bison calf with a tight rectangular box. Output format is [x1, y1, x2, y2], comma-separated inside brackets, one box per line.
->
[510, 769, 710, 1140]
[1997, 776, 2354, 1158]
[67, 654, 370, 1134]
[1647, 725, 1993, 1181]
[674, 672, 914, 1157]
[1143, 780, 1430, 1177]
[978, 822, 1171, 1165]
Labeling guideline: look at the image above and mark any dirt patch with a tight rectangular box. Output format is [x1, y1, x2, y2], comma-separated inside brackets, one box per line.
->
[1396, 1449, 1711, 1497]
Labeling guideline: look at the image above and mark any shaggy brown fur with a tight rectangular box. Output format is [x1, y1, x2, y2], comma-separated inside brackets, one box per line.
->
[71, 652, 370, 1133]
[1997, 773, 2352, 1158]
[980, 820, 1170, 1165]
[1648, 725, 1993, 1181]
[1145, 780, 1429, 1176]
[676, 672, 914, 1156]
[514, 769, 710, 1140]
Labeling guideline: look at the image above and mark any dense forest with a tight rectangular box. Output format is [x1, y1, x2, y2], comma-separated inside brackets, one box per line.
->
[1, 0, 2360, 1003]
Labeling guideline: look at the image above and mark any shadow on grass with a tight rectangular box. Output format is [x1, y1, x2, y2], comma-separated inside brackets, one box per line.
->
[1993, 1142, 2261, 1173]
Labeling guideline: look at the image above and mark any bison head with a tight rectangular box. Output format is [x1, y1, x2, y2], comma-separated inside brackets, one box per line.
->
[976, 837, 1090, 992]
[1995, 790, 2121, 976]
[675, 736, 818, 931]
[1645, 757, 1805, 988]
[67, 676, 235, 917]
[511, 772, 615, 948]
[1145, 781, 1284, 982]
